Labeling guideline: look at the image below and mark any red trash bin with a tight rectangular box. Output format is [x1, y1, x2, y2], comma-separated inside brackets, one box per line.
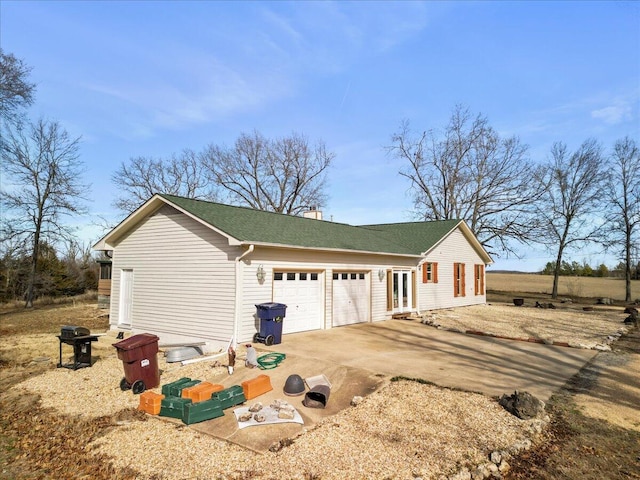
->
[113, 333, 160, 394]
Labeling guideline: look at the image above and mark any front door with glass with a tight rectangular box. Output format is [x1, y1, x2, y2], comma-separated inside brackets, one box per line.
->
[392, 270, 412, 313]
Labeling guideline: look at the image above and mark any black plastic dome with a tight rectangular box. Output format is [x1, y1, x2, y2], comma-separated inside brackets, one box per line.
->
[283, 374, 305, 396]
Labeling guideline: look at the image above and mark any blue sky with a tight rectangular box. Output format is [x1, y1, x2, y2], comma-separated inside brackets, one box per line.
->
[2, 1, 639, 271]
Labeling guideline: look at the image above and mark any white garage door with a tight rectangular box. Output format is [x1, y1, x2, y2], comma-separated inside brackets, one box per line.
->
[272, 271, 324, 334]
[332, 272, 369, 326]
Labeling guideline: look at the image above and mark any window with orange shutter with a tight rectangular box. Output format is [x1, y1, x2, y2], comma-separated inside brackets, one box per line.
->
[422, 262, 439, 283]
[454, 263, 465, 297]
[474, 264, 485, 295]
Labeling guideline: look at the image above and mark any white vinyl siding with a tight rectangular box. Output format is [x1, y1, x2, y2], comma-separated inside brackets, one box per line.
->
[418, 228, 487, 310]
[107, 204, 487, 345]
[110, 205, 237, 343]
[237, 248, 408, 342]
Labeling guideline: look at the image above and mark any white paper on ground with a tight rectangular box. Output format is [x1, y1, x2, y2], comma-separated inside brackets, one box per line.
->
[233, 406, 304, 428]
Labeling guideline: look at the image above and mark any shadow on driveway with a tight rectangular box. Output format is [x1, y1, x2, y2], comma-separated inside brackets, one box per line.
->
[264, 319, 598, 402]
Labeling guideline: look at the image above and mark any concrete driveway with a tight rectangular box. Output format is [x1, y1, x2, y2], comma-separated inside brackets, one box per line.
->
[263, 318, 598, 402]
[190, 318, 597, 452]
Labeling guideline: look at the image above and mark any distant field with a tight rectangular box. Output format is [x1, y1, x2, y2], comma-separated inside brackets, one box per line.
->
[487, 272, 640, 302]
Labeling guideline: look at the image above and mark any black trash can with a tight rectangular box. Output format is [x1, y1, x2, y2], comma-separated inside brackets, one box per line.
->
[253, 302, 287, 346]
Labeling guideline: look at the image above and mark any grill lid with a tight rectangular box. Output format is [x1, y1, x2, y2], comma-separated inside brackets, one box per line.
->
[60, 325, 90, 338]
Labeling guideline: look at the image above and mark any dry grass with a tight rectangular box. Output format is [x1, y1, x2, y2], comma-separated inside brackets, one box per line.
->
[0, 298, 107, 336]
[0, 291, 98, 312]
[505, 331, 640, 480]
[487, 273, 640, 302]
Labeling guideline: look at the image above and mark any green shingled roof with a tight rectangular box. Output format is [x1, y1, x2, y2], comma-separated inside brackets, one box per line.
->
[361, 221, 464, 254]
[161, 194, 462, 257]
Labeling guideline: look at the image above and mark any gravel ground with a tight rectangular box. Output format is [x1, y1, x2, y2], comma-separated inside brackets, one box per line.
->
[12, 301, 627, 480]
[88, 381, 541, 480]
[423, 302, 628, 349]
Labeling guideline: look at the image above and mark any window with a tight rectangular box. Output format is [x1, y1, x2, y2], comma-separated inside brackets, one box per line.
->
[422, 262, 438, 283]
[453, 263, 466, 297]
[474, 264, 485, 295]
[276, 271, 318, 281]
[350, 273, 357, 279]
[99, 263, 112, 280]
[341, 273, 348, 280]
[359, 273, 365, 280]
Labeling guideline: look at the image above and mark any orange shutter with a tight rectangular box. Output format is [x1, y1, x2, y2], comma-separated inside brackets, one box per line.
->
[453, 264, 459, 297]
[433, 263, 438, 283]
[461, 264, 466, 297]
[474, 265, 478, 295]
[422, 264, 428, 283]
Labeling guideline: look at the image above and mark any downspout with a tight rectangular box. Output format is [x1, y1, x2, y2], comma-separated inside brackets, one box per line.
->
[233, 245, 255, 349]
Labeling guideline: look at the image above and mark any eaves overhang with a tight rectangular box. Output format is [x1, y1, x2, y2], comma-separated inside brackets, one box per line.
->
[239, 241, 423, 259]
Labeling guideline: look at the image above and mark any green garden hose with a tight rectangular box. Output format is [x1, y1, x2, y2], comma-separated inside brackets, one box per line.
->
[257, 352, 286, 370]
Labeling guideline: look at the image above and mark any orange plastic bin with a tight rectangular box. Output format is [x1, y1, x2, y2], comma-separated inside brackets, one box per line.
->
[138, 391, 165, 415]
[241, 374, 273, 400]
[113, 333, 160, 394]
[182, 382, 224, 402]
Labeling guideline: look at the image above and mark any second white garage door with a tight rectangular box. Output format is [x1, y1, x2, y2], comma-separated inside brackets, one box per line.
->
[332, 272, 370, 326]
[272, 271, 324, 334]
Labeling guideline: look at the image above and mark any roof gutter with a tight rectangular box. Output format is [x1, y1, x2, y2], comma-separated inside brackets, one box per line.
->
[239, 241, 422, 259]
[233, 244, 255, 349]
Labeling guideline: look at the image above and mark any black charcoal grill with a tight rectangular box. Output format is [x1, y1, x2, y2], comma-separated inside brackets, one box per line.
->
[57, 325, 98, 370]
[60, 325, 91, 339]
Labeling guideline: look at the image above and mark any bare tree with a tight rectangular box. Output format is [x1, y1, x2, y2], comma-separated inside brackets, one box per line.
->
[0, 49, 36, 126]
[538, 139, 604, 299]
[388, 105, 547, 256]
[61, 238, 99, 292]
[0, 118, 89, 307]
[0, 238, 28, 302]
[202, 130, 333, 215]
[111, 149, 215, 214]
[603, 137, 640, 302]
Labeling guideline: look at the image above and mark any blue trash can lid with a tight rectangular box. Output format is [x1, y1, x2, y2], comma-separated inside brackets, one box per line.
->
[256, 302, 287, 310]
